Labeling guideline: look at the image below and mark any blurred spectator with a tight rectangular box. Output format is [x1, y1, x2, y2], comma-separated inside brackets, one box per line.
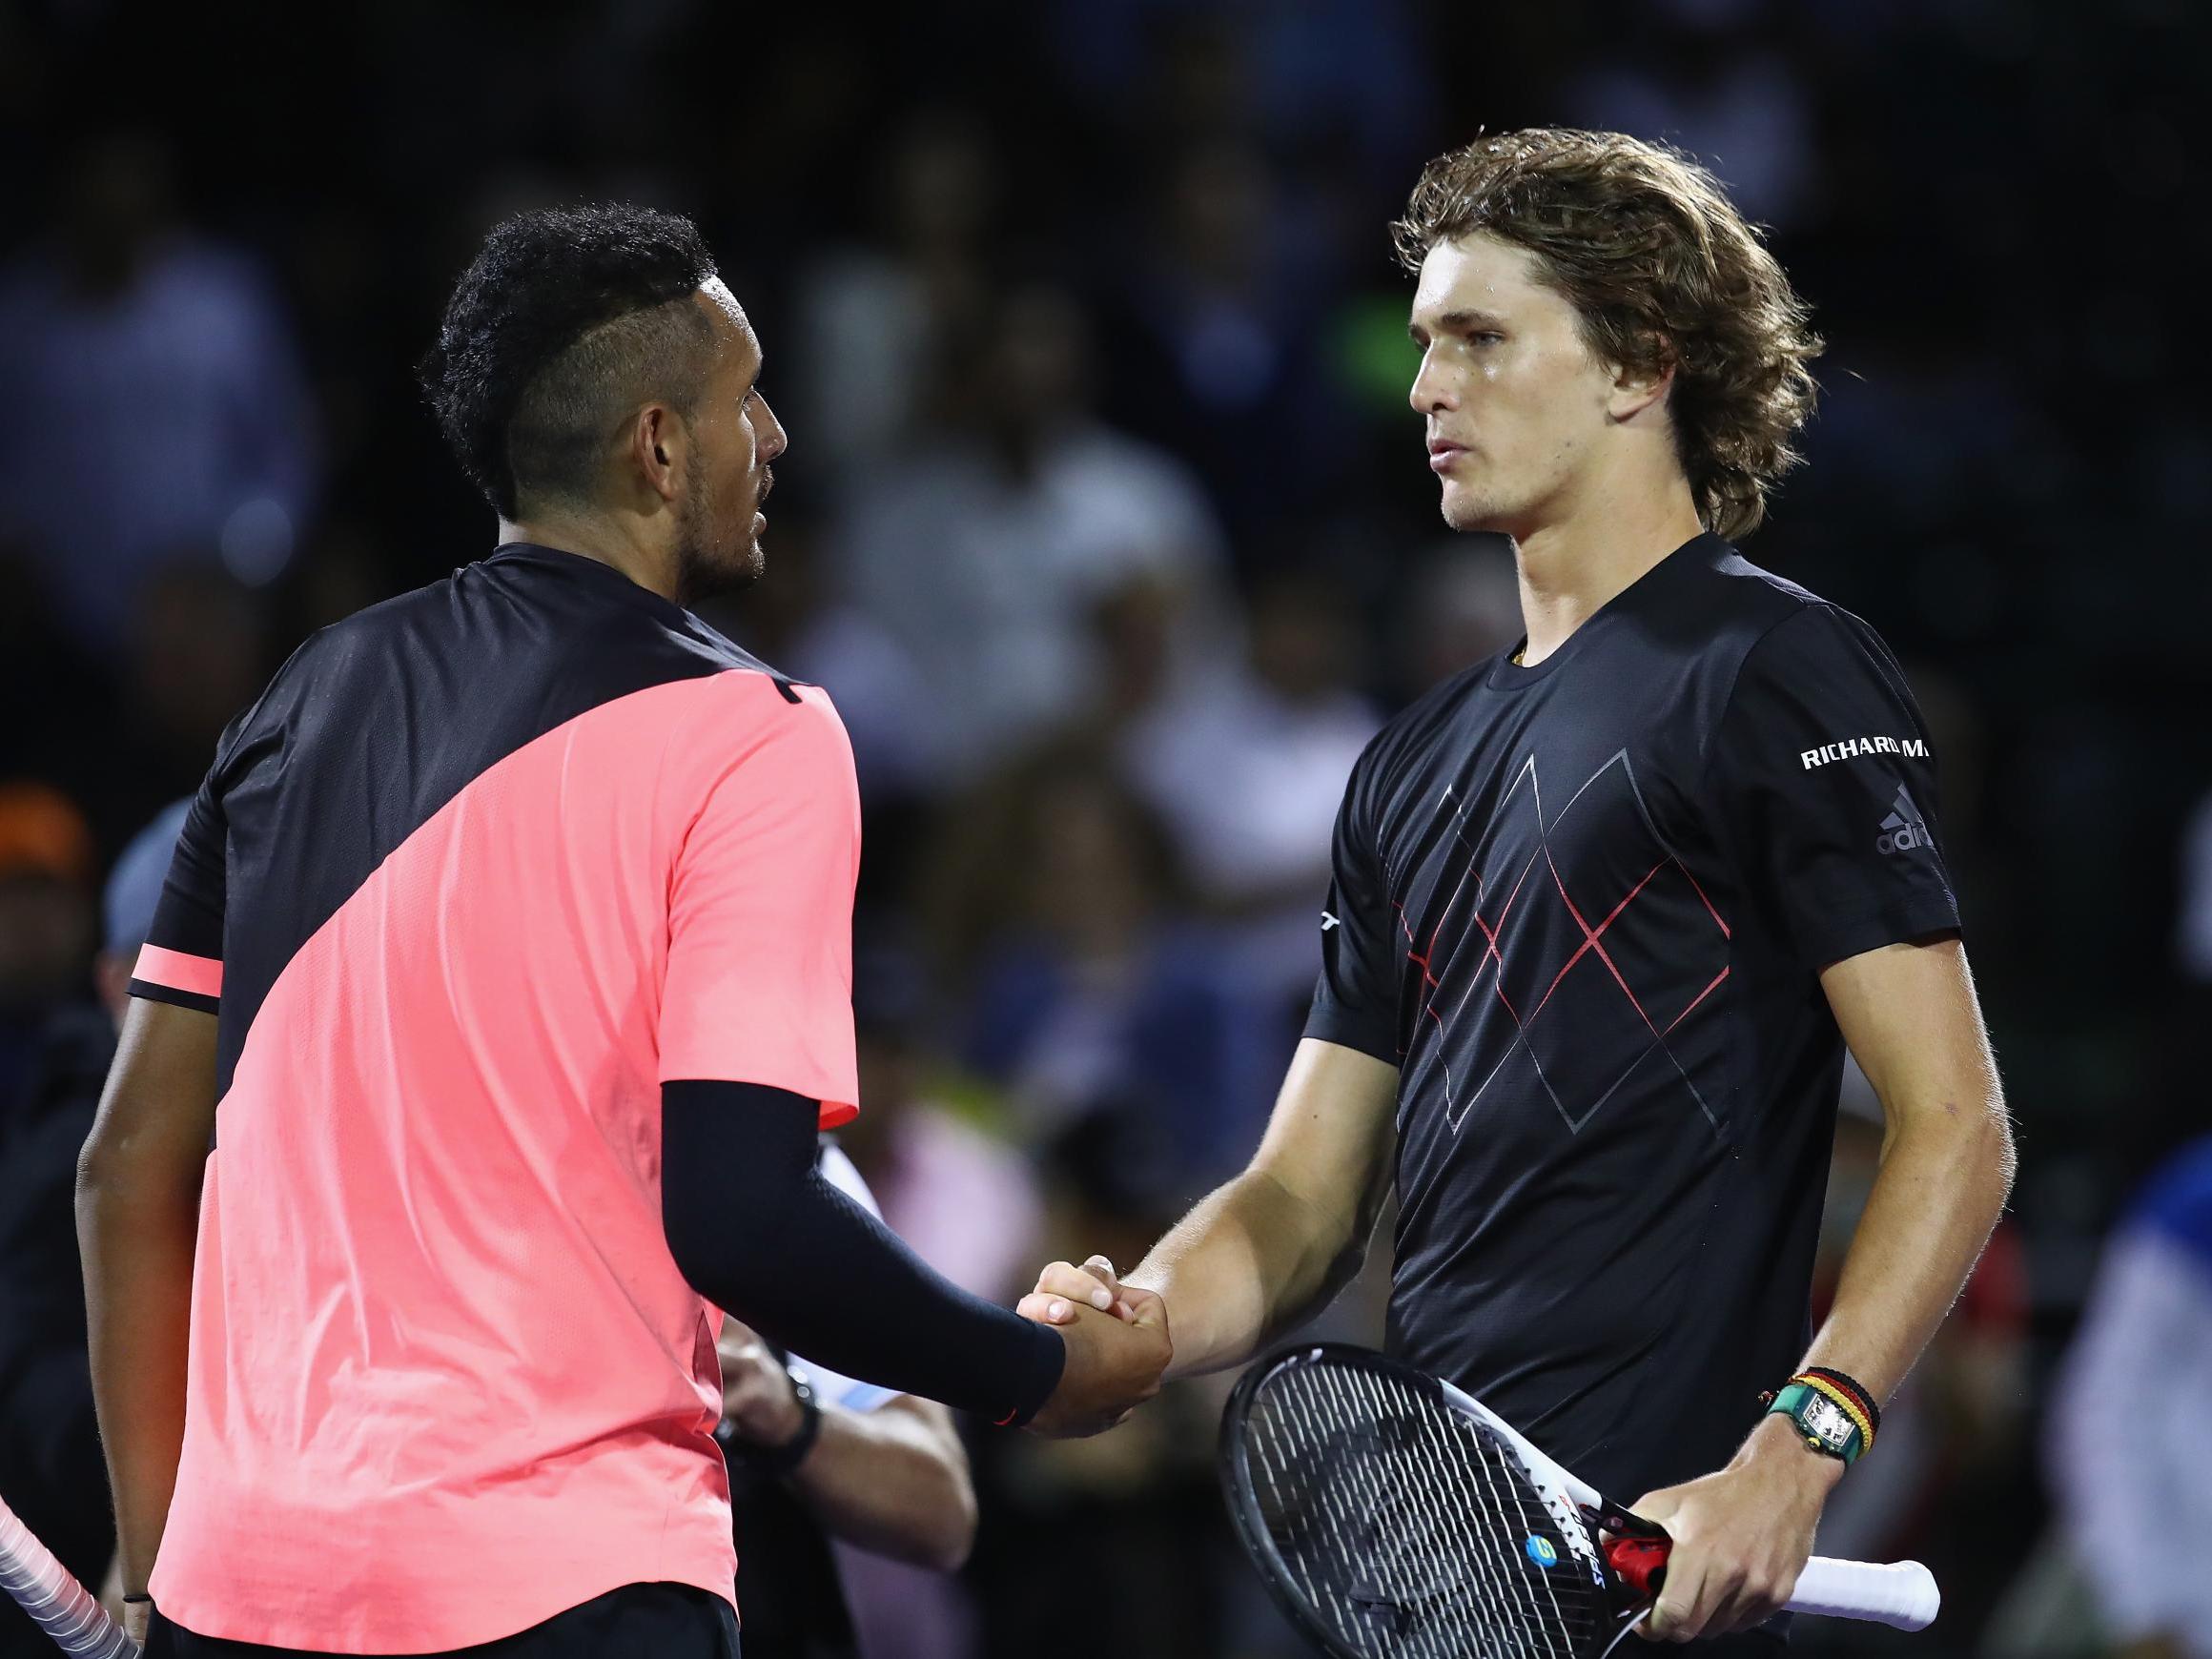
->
[1109, 137, 1335, 540]
[1120, 564, 1380, 1001]
[2050, 1137, 2212, 1659]
[123, 562, 272, 785]
[789, 109, 1000, 482]
[1041, 1, 1432, 188]
[1124, 565, 1377, 908]
[830, 283, 1228, 785]
[0, 782, 97, 1104]
[952, 755, 1278, 1197]
[0, 132, 319, 649]
[1559, 3, 1818, 232]
[0, 798, 183, 1658]
[0, 556, 118, 831]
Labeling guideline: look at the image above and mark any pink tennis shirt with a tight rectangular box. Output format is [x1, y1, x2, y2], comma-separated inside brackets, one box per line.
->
[128, 546, 859, 1652]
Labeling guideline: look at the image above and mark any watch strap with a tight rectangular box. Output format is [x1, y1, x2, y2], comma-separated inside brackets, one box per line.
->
[745, 1376, 822, 1477]
[1768, 1379, 1866, 1465]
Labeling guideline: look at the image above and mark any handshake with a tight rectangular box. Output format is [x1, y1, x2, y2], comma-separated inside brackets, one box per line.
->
[1019, 1256, 1173, 1438]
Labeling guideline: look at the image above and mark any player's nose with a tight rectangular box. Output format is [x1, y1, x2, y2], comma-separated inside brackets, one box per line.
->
[757, 393, 789, 464]
[1408, 358, 1458, 417]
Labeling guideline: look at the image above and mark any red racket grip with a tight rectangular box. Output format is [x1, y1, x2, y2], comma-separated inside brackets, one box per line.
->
[1604, 1536, 1672, 1597]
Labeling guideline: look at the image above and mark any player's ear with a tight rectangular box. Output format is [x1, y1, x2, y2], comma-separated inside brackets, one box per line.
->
[632, 403, 685, 502]
[1606, 336, 1675, 424]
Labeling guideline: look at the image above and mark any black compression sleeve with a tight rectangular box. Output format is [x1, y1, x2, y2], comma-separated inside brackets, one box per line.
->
[660, 1079, 1066, 1426]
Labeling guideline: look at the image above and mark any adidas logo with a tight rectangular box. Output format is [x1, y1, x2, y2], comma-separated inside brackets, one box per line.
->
[1875, 786, 1932, 855]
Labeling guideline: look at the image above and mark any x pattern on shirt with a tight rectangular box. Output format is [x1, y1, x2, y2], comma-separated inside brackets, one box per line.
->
[1393, 750, 1732, 1136]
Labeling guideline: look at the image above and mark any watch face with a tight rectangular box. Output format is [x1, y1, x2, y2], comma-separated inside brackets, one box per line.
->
[1802, 1392, 1855, 1450]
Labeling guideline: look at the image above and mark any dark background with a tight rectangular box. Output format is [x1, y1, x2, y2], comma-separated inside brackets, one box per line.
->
[2, 2, 2206, 1655]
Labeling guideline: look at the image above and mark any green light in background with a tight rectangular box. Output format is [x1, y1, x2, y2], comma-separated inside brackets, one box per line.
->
[1329, 292, 1422, 418]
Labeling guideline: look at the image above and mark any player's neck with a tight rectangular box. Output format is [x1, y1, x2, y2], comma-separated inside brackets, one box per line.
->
[498, 516, 679, 604]
[1509, 481, 1705, 667]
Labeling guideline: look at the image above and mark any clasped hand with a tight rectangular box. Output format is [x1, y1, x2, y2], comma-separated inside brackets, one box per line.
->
[1017, 1255, 1171, 1438]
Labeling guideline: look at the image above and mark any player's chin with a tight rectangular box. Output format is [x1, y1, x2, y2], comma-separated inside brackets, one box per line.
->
[678, 539, 765, 606]
[1439, 484, 1501, 534]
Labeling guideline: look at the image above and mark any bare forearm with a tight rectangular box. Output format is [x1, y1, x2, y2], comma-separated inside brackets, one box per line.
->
[1128, 1168, 1363, 1381]
[787, 1401, 975, 1572]
[1803, 1103, 2015, 1403]
[76, 1164, 200, 1593]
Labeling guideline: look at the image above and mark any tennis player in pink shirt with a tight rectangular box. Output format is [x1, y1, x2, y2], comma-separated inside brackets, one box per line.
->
[78, 204, 1169, 1659]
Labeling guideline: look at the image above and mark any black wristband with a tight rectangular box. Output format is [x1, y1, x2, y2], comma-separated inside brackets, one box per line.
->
[122, 1594, 153, 1605]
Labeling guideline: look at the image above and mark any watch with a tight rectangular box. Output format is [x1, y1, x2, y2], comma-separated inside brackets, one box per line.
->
[742, 1369, 822, 1477]
[1768, 1380, 1865, 1464]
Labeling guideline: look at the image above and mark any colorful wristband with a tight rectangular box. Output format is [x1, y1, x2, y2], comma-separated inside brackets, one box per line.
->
[1801, 1365, 1882, 1439]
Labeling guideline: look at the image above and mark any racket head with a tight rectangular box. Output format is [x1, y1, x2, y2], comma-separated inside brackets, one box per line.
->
[1219, 1342, 1642, 1659]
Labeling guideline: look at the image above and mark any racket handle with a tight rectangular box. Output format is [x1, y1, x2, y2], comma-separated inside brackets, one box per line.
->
[1602, 1540, 1936, 1632]
[1786, 1556, 1940, 1631]
[0, 1495, 137, 1656]
[1602, 1536, 1670, 1596]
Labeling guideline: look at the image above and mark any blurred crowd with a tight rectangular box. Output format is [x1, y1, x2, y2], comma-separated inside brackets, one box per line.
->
[2, 0, 2207, 1655]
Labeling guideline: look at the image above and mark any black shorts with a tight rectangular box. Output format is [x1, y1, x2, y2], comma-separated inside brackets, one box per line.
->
[143, 1582, 740, 1659]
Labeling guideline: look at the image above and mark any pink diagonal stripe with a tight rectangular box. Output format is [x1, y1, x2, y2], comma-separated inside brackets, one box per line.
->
[1664, 966, 1731, 1034]
[1546, 852, 1657, 1034]
[1675, 860, 1731, 939]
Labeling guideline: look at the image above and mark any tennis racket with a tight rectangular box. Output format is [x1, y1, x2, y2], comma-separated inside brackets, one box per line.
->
[0, 1491, 135, 1657]
[1219, 1343, 1938, 1659]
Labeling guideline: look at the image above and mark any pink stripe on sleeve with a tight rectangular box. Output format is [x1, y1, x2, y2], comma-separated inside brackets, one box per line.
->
[134, 943, 224, 998]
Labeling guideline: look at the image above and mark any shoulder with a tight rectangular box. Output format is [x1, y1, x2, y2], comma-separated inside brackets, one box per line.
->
[678, 672, 856, 781]
[1684, 542, 1841, 646]
[1346, 659, 1499, 809]
[1382, 657, 1500, 747]
[1682, 546, 1910, 698]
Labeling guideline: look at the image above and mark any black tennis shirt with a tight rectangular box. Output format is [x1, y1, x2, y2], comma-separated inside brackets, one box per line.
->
[1305, 534, 1959, 1505]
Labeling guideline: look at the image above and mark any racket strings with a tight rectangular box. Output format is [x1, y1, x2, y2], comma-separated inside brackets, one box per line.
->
[1240, 1362, 1608, 1659]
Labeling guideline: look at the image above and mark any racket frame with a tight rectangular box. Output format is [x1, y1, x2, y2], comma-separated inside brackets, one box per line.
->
[1220, 1342, 1941, 1656]
[1219, 1342, 1647, 1659]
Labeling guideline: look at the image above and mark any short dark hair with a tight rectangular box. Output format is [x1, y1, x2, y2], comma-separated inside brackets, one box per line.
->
[1393, 129, 1821, 540]
[420, 203, 720, 519]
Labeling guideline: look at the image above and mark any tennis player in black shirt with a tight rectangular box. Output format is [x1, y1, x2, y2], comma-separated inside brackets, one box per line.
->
[1022, 130, 2016, 1649]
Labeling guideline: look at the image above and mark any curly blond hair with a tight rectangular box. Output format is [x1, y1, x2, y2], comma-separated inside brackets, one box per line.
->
[1393, 129, 1821, 539]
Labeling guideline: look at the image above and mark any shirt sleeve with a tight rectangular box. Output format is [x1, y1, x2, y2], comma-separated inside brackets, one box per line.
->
[1302, 739, 1403, 1064]
[791, 1142, 901, 1415]
[1707, 604, 1960, 972]
[657, 684, 862, 1124]
[130, 777, 229, 1014]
